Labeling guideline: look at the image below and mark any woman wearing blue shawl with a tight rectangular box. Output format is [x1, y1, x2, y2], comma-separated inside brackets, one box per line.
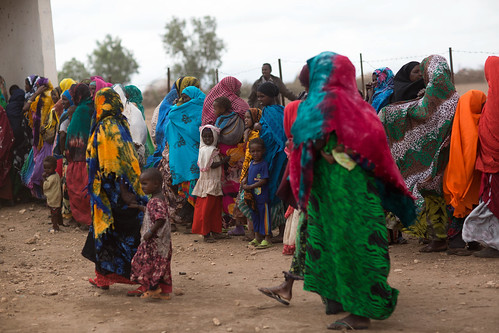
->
[254, 82, 287, 240]
[165, 86, 205, 187]
[146, 84, 178, 168]
[367, 67, 394, 113]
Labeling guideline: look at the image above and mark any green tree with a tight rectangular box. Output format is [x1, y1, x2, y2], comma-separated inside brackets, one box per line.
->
[88, 34, 139, 84]
[57, 57, 90, 82]
[162, 16, 225, 88]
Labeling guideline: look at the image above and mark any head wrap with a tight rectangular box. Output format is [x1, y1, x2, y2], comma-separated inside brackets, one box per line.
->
[257, 81, 279, 98]
[476, 56, 499, 173]
[197, 125, 220, 172]
[371, 67, 394, 113]
[202, 76, 250, 125]
[175, 76, 200, 105]
[391, 61, 426, 103]
[59, 78, 77, 93]
[124, 85, 145, 116]
[72, 83, 91, 106]
[90, 76, 113, 100]
[62, 90, 74, 107]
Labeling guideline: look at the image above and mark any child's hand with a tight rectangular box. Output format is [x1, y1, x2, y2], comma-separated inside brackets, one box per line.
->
[129, 203, 145, 212]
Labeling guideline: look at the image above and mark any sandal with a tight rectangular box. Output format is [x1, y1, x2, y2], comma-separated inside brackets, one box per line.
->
[127, 285, 146, 297]
[89, 278, 110, 290]
[419, 240, 447, 253]
[248, 239, 260, 247]
[257, 287, 290, 305]
[140, 288, 162, 299]
[256, 240, 272, 249]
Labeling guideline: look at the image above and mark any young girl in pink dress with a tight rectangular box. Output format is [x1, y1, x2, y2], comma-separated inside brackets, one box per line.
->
[130, 168, 172, 299]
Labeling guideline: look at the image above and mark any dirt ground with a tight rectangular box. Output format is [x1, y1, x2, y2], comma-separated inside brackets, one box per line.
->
[0, 201, 498, 333]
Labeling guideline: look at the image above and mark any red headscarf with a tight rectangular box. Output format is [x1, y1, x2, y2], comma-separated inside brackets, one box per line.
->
[202, 76, 249, 125]
[476, 56, 499, 173]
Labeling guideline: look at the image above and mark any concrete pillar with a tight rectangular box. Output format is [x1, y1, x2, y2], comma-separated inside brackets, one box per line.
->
[0, 0, 57, 91]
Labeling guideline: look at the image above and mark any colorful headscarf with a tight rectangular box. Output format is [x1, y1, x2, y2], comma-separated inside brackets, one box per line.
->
[175, 76, 200, 106]
[443, 90, 486, 217]
[476, 56, 499, 174]
[90, 76, 113, 100]
[379, 54, 459, 207]
[165, 86, 205, 185]
[371, 67, 394, 113]
[87, 87, 147, 239]
[66, 84, 93, 162]
[25, 75, 39, 100]
[29, 78, 54, 150]
[291, 51, 415, 226]
[198, 125, 220, 172]
[124, 85, 145, 117]
[59, 78, 76, 93]
[202, 76, 250, 125]
[392, 61, 426, 103]
[113, 84, 148, 147]
[61, 90, 74, 107]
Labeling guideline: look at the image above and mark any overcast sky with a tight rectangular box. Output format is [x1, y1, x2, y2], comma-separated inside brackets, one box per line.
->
[51, 0, 499, 91]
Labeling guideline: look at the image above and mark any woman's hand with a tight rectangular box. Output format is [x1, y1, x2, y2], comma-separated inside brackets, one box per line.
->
[320, 150, 336, 164]
[253, 122, 262, 131]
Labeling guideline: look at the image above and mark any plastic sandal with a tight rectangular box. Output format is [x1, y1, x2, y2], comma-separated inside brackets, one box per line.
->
[248, 239, 260, 246]
[256, 240, 273, 249]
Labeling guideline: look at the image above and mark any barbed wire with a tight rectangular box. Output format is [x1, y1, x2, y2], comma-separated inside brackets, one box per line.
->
[135, 49, 494, 88]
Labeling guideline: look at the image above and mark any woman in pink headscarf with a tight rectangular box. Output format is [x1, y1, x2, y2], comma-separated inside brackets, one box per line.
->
[89, 76, 113, 100]
[202, 76, 249, 125]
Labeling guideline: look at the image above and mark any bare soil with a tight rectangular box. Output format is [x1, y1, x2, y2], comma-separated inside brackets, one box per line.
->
[0, 201, 498, 333]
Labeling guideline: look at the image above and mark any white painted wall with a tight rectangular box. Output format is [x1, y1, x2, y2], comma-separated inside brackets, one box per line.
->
[0, 0, 57, 90]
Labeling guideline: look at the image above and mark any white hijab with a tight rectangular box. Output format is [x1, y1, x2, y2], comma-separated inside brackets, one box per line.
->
[198, 125, 220, 172]
[113, 84, 147, 146]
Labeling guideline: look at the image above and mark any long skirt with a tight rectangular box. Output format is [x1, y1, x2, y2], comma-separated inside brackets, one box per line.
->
[28, 143, 53, 199]
[303, 152, 398, 320]
[192, 195, 223, 235]
[66, 161, 91, 225]
[82, 206, 142, 279]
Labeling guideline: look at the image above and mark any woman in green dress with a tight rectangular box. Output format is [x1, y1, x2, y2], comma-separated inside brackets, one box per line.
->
[288, 52, 416, 330]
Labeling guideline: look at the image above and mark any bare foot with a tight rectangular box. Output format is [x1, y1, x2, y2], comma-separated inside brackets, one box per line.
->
[327, 314, 370, 330]
[419, 239, 447, 253]
[257, 279, 293, 305]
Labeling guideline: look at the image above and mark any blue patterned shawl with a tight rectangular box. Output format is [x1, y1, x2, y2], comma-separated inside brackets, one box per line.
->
[165, 86, 205, 185]
[371, 67, 394, 113]
[259, 104, 287, 203]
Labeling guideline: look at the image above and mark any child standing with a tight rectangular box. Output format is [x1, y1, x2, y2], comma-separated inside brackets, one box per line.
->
[130, 168, 172, 300]
[242, 138, 272, 249]
[42, 156, 63, 232]
[192, 125, 228, 242]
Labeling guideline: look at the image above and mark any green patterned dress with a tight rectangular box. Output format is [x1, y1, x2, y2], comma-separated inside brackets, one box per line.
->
[302, 135, 398, 320]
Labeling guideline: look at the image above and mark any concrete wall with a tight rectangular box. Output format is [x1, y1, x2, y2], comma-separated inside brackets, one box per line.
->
[0, 0, 57, 91]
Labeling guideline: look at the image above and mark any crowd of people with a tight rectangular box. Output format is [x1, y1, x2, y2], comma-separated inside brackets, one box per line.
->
[0, 52, 498, 330]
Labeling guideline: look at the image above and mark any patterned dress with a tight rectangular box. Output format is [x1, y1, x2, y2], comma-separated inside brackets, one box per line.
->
[131, 197, 172, 290]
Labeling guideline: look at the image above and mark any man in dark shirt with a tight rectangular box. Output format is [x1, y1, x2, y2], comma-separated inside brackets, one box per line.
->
[247, 63, 297, 107]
